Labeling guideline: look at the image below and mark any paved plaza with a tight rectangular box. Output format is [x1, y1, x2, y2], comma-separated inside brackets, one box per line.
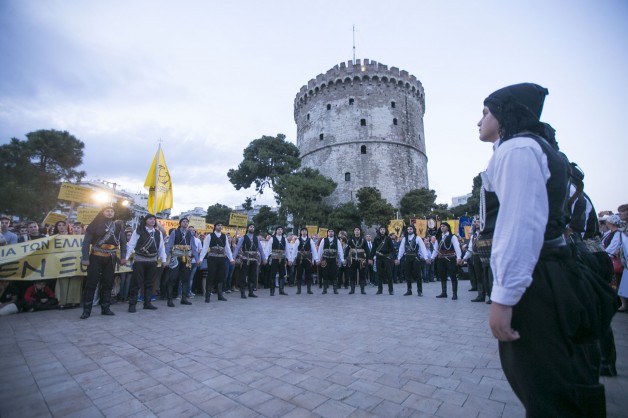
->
[1, 281, 627, 417]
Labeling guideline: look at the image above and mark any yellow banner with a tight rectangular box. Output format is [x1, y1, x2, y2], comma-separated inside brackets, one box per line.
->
[306, 225, 319, 236]
[42, 212, 67, 226]
[443, 219, 460, 236]
[188, 216, 207, 230]
[77, 207, 100, 225]
[0, 235, 131, 281]
[387, 219, 405, 237]
[412, 219, 428, 238]
[157, 220, 241, 237]
[319, 228, 328, 237]
[229, 212, 249, 228]
[58, 183, 93, 203]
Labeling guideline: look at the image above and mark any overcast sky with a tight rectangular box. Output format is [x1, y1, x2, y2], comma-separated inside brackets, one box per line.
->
[1, 0, 626, 216]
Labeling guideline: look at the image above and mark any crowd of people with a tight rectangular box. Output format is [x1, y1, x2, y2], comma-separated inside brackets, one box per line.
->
[1, 82, 627, 416]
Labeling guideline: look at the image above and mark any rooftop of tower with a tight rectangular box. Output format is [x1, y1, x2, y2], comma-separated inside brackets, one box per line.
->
[294, 59, 424, 109]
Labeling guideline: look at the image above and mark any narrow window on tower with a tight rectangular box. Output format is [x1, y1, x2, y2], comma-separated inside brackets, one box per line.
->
[393, 118, 398, 125]
[349, 98, 354, 105]
[327, 104, 331, 110]
[360, 119, 366, 126]
[319, 134, 324, 141]
[307, 113, 310, 121]
[391, 101, 396, 108]
[345, 172, 351, 181]
[360, 145, 367, 154]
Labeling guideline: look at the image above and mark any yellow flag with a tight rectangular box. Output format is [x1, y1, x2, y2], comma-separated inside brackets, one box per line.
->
[144, 145, 173, 214]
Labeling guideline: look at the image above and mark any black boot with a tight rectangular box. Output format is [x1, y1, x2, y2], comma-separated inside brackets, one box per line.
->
[349, 285, 355, 294]
[435, 279, 447, 298]
[360, 284, 366, 294]
[101, 305, 115, 316]
[404, 285, 412, 296]
[167, 285, 175, 307]
[333, 283, 338, 294]
[248, 283, 257, 298]
[128, 303, 136, 313]
[80, 304, 92, 319]
[452, 280, 458, 300]
[376, 285, 383, 295]
[217, 287, 227, 301]
[297, 283, 302, 294]
[307, 283, 313, 294]
[471, 294, 485, 302]
[205, 290, 211, 303]
[143, 301, 157, 310]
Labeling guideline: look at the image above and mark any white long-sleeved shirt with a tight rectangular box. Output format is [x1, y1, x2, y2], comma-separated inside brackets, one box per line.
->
[317, 237, 345, 265]
[604, 230, 622, 256]
[199, 232, 234, 262]
[288, 237, 320, 263]
[485, 137, 552, 306]
[430, 232, 462, 260]
[397, 235, 428, 260]
[124, 227, 167, 263]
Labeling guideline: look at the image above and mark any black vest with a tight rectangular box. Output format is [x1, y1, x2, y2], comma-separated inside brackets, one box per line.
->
[174, 228, 193, 245]
[135, 228, 161, 257]
[298, 237, 311, 251]
[209, 233, 226, 247]
[323, 238, 337, 250]
[243, 234, 259, 251]
[481, 134, 570, 241]
[272, 236, 286, 250]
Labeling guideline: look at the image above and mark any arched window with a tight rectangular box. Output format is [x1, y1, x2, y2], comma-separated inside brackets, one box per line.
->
[360, 119, 366, 126]
[319, 134, 324, 140]
[307, 113, 310, 121]
[349, 98, 354, 105]
[345, 172, 351, 181]
[393, 118, 398, 126]
[391, 101, 396, 108]
[327, 104, 331, 110]
[360, 145, 367, 154]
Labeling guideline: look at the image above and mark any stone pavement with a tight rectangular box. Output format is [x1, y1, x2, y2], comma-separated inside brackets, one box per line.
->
[1, 281, 627, 418]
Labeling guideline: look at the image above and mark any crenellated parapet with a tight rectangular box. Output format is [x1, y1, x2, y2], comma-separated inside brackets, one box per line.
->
[294, 59, 424, 117]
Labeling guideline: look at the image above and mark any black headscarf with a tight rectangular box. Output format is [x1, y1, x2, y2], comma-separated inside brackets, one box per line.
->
[484, 83, 549, 140]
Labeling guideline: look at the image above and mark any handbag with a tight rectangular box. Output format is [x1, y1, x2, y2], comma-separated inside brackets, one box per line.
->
[611, 255, 623, 274]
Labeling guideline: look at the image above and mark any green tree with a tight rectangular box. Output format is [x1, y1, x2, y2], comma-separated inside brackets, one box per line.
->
[0, 130, 86, 220]
[252, 205, 279, 235]
[205, 203, 231, 225]
[227, 134, 300, 195]
[273, 168, 336, 230]
[399, 188, 438, 218]
[327, 202, 361, 232]
[356, 187, 396, 227]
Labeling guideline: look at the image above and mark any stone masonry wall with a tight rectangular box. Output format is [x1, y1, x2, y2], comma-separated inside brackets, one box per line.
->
[294, 59, 429, 208]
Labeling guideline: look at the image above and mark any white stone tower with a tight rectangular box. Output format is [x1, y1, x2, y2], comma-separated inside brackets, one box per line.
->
[294, 59, 429, 208]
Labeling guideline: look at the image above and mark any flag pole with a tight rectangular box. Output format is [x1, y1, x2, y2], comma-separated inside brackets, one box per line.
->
[154, 143, 161, 215]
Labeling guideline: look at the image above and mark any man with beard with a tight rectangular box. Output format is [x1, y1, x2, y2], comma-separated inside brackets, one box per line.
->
[199, 221, 234, 303]
[267, 226, 289, 296]
[431, 222, 462, 300]
[80, 207, 127, 319]
[289, 227, 319, 295]
[233, 223, 266, 299]
[347, 227, 371, 295]
[396, 224, 429, 296]
[317, 228, 344, 294]
[123, 214, 166, 313]
[371, 225, 395, 295]
[165, 217, 198, 307]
